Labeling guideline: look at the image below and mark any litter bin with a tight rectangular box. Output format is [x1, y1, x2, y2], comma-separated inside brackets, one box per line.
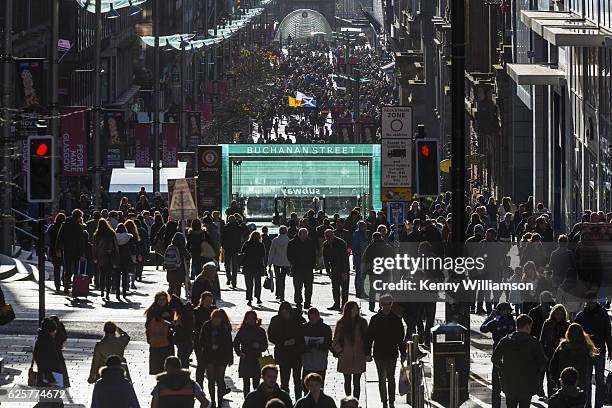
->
[430, 323, 469, 406]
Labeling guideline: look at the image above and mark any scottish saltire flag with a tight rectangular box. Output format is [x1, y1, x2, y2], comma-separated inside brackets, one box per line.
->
[296, 91, 308, 101]
[303, 97, 317, 108]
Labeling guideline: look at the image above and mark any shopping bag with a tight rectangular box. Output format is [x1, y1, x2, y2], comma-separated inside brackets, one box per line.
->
[28, 359, 37, 387]
[258, 353, 276, 369]
[0, 304, 15, 325]
[398, 364, 411, 396]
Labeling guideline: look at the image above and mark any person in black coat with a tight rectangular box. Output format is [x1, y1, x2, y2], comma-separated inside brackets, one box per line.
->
[241, 231, 267, 306]
[548, 235, 574, 286]
[242, 365, 293, 408]
[191, 262, 217, 305]
[491, 314, 547, 408]
[548, 367, 587, 408]
[322, 229, 350, 311]
[33, 318, 64, 387]
[268, 302, 306, 400]
[193, 292, 217, 387]
[49, 316, 70, 388]
[47, 213, 66, 292]
[55, 209, 88, 295]
[91, 355, 140, 408]
[287, 228, 317, 311]
[234, 310, 269, 397]
[366, 295, 405, 408]
[199, 309, 233, 407]
[221, 215, 244, 288]
[294, 372, 337, 408]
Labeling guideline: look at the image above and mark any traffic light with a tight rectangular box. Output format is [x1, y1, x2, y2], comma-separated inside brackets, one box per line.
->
[27, 135, 55, 203]
[416, 138, 440, 196]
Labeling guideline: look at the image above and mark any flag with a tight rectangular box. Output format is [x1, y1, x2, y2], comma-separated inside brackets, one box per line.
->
[288, 96, 303, 107]
[296, 91, 309, 101]
[303, 97, 317, 108]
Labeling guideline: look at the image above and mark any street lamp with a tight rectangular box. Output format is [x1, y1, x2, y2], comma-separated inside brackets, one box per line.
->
[127, 0, 142, 16]
[106, 3, 120, 18]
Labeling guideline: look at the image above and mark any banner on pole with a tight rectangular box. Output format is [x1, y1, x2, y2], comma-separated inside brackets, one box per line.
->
[102, 110, 126, 168]
[187, 111, 202, 147]
[178, 151, 196, 178]
[15, 59, 46, 109]
[134, 122, 151, 168]
[359, 117, 378, 144]
[61, 107, 88, 176]
[162, 122, 179, 167]
[168, 178, 198, 221]
[335, 118, 354, 143]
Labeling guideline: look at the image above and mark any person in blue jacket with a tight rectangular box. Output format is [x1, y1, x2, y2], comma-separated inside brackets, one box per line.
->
[91, 355, 140, 408]
[480, 302, 516, 408]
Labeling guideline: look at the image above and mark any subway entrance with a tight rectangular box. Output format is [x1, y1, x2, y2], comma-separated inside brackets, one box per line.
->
[220, 144, 382, 222]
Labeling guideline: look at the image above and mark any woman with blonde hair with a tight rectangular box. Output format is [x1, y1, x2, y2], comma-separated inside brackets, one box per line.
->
[550, 323, 599, 392]
[540, 304, 570, 396]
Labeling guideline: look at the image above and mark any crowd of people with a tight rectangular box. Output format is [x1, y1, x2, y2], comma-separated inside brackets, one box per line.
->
[233, 40, 395, 145]
[5, 185, 612, 408]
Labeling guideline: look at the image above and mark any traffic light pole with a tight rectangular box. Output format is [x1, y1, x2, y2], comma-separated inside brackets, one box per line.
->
[93, 0, 102, 209]
[152, 0, 161, 194]
[1, 0, 14, 256]
[37, 203, 46, 323]
[50, 0, 60, 213]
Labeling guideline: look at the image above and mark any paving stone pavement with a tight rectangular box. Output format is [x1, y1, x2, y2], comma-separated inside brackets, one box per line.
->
[2, 262, 590, 407]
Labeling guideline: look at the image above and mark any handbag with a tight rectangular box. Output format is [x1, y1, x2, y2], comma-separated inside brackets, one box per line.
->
[258, 352, 276, 369]
[0, 304, 15, 325]
[28, 358, 37, 387]
[263, 277, 272, 290]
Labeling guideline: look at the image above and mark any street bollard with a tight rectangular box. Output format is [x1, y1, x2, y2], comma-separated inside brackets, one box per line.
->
[449, 362, 455, 408]
[411, 361, 425, 408]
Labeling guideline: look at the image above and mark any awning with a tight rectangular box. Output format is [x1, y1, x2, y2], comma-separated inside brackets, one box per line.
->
[506, 63, 565, 86]
[520, 10, 579, 29]
[109, 161, 187, 193]
[543, 26, 609, 47]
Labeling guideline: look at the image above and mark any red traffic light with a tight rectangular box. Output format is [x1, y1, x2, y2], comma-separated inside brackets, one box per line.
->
[35, 143, 49, 156]
[420, 145, 430, 158]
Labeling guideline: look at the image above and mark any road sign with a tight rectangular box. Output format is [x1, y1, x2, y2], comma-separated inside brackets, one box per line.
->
[168, 178, 198, 221]
[382, 106, 413, 139]
[381, 138, 412, 202]
[387, 202, 406, 225]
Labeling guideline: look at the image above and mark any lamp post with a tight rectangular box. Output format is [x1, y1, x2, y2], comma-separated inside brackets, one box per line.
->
[93, 0, 102, 209]
[1, 0, 13, 256]
[153, 0, 160, 194]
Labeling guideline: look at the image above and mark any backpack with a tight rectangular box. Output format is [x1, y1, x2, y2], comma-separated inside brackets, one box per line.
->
[163, 245, 181, 270]
[146, 318, 170, 348]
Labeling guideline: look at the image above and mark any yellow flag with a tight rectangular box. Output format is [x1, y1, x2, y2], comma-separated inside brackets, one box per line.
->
[288, 96, 302, 107]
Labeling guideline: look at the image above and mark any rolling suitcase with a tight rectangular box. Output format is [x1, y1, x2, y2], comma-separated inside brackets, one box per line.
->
[72, 259, 90, 298]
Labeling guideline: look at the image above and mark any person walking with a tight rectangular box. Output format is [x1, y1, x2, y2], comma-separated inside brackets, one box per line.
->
[187, 219, 206, 280]
[242, 365, 293, 408]
[322, 229, 350, 311]
[351, 221, 369, 298]
[294, 373, 337, 408]
[114, 223, 136, 300]
[267, 226, 291, 302]
[333, 301, 367, 399]
[91, 355, 140, 408]
[193, 291, 217, 387]
[199, 309, 233, 407]
[170, 295, 195, 369]
[33, 317, 65, 407]
[47, 213, 66, 292]
[88, 322, 131, 384]
[268, 302, 306, 400]
[145, 292, 175, 375]
[550, 322, 599, 397]
[55, 208, 88, 295]
[150, 356, 209, 408]
[366, 294, 406, 408]
[491, 314, 547, 408]
[221, 215, 243, 289]
[92, 219, 119, 301]
[479, 302, 516, 408]
[300, 307, 332, 388]
[287, 228, 317, 311]
[540, 304, 571, 397]
[241, 231, 267, 306]
[234, 310, 269, 397]
[191, 262, 217, 305]
[163, 232, 191, 298]
[574, 293, 612, 408]
[125, 220, 143, 289]
[548, 367, 587, 408]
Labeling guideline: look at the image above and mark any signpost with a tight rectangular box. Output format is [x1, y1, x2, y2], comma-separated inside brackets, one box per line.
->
[168, 178, 198, 226]
[381, 106, 413, 203]
[382, 106, 413, 139]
